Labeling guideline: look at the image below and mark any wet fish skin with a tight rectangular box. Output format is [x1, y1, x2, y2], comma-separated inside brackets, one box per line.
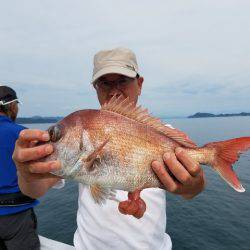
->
[45, 109, 178, 191]
[41, 97, 250, 217]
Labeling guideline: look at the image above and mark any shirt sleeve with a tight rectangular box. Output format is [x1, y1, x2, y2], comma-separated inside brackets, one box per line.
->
[15, 124, 27, 139]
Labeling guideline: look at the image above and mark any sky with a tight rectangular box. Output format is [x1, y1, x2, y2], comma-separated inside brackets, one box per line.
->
[0, 0, 249, 118]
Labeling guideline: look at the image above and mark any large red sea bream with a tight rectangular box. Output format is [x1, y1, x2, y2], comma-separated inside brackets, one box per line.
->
[42, 96, 250, 218]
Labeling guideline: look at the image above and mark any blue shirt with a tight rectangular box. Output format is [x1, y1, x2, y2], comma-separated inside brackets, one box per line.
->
[0, 115, 38, 215]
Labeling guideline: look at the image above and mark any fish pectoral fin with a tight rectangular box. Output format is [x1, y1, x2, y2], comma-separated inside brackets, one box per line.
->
[80, 138, 109, 171]
[90, 184, 117, 204]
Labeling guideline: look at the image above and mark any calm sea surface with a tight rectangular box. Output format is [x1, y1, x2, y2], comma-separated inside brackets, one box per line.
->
[25, 117, 250, 250]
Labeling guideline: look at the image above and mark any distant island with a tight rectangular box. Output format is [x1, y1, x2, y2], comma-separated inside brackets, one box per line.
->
[16, 116, 63, 124]
[15, 112, 250, 123]
[188, 112, 250, 118]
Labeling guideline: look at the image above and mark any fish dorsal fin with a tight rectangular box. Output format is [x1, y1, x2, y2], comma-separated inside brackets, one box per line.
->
[101, 96, 197, 148]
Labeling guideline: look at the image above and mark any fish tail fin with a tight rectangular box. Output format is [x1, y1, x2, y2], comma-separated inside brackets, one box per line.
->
[204, 137, 250, 192]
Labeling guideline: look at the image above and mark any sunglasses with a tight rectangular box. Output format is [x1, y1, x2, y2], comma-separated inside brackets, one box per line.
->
[94, 76, 137, 91]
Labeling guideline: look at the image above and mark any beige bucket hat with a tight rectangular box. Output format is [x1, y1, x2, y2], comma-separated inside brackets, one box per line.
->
[91, 47, 139, 83]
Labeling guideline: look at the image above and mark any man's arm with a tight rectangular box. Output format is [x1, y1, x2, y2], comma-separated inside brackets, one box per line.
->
[13, 129, 61, 199]
[152, 147, 205, 199]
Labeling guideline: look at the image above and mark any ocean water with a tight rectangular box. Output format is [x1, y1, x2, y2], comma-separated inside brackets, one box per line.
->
[25, 117, 250, 250]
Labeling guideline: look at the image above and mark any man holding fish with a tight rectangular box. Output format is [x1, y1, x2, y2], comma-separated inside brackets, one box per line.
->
[13, 47, 207, 249]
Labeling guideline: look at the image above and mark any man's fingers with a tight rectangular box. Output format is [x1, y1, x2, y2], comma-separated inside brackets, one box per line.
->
[13, 144, 53, 163]
[163, 152, 192, 185]
[29, 161, 61, 174]
[152, 160, 182, 194]
[175, 147, 201, 177]
[17, 170, 60, 181]
[17, 129, 50, 147]
[29, 140, 39, 147]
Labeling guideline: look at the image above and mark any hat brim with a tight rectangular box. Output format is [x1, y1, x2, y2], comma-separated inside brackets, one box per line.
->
[92, 66, 137, 84]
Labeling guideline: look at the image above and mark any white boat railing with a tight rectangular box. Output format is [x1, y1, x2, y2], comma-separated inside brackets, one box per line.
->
[39, 235, 75, 250]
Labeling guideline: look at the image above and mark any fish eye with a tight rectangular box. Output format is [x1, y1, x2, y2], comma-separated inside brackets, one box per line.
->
[48, 125, 62, 142]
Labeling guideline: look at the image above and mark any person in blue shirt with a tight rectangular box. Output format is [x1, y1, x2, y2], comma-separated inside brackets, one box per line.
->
[0, 85, 40, 250]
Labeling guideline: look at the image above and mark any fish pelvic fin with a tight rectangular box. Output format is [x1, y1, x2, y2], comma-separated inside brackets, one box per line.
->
[204, 137, 250, 192]
[80, 138, 109, 170]
[90, 184, 117, 204]
[101, 96, 197, 148]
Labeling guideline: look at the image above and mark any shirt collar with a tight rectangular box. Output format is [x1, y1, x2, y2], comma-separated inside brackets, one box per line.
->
[0, 115, 12, 122]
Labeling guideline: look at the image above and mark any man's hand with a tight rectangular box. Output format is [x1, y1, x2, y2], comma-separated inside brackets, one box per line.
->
[151, 147, 205, 199]
[13, 129, 61, 198]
